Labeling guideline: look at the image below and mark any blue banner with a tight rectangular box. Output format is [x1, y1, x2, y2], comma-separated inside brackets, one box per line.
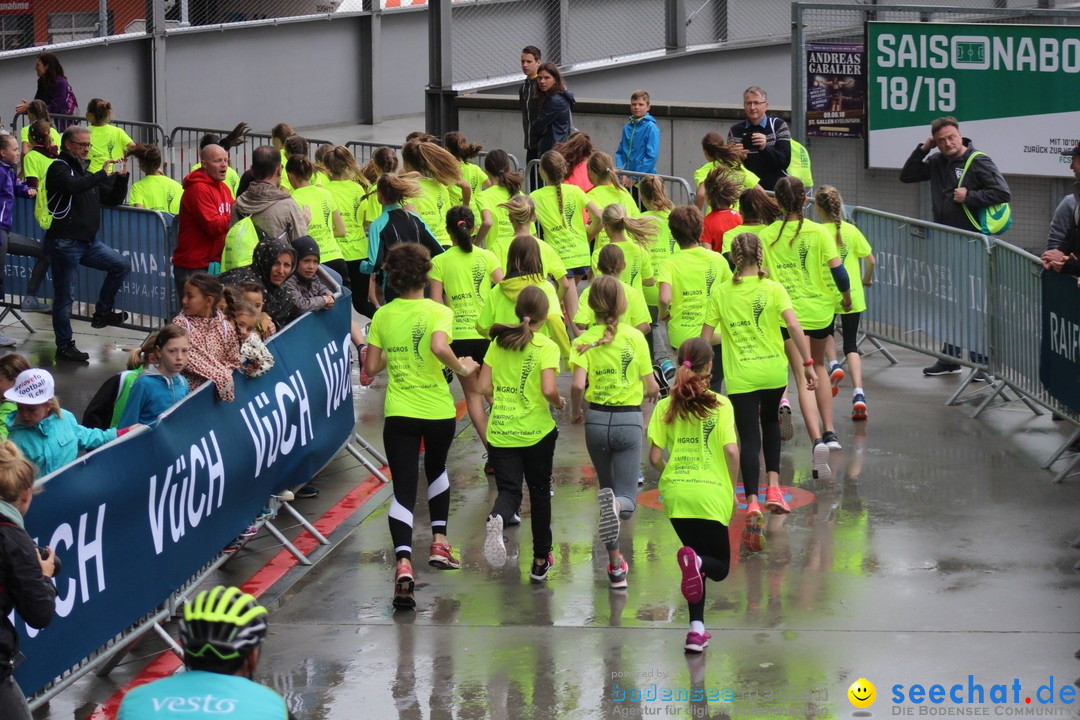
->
[1040, 271, 1080, 413]
[14, 297, 356, 697]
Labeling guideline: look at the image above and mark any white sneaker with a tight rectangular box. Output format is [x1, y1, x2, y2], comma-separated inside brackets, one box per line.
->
[483, 514, 506, 567]
[505, 513, 521, 526]
[812, 441, 832, 481]
[597, 488, 621, 547]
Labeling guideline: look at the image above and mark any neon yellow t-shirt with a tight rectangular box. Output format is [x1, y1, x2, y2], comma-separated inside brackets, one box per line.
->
[694, 162, 760, 213]
[477, 277, 570, 361]
[475, 186, 536, 261]
[591, 239, 654, 294]
[279, 150, 293, 193]
[656, 245, 733, 351]
[721, 223, 768, 256]
[575, 279, 650, 329]
[129, 174, 183, 213]
[192, 163, 241, 200]
[587, 184, 638, 248]
[483, 335, 560, 448]
[759, 219, 840, 331]
[221, 217, 258, 272]
[313, 170, 330, 188]
[705, 275, 792, 394]
[292, 184, 344, 262]
[87, 124, 134, 174]
[429, 246, 501, 341]
[450, 162, 487, 207]
[412, 177, 453, 247]
[530, 184, 592, 270]
[569, 323, 652, 407]
[823, 221, 872, 315]
[647, 393, 737, 523]
[367, 298, 456, 420]
[22, 150, 54, 184]
[20, 125, 61, 149]
[641, 209, 678, 306]
[324, 179, 369, 261]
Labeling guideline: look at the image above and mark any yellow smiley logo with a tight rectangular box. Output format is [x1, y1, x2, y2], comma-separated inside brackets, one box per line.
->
[848, 678, 876, 708]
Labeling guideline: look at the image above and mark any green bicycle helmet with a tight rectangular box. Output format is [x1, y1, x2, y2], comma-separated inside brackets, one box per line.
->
[179, 586, 268, 669]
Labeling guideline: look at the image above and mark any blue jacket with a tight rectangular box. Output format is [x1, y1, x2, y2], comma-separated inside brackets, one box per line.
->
[0, 158, 33, 232]
[7, 408, 118, 478]
[531, 90, 576, 155]
[118, 366, 189, 428]
[615, 113, 660, 175]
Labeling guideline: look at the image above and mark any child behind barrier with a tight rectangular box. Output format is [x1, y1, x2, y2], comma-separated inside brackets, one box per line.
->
[285, 236, 365, 348]
[6, 369, 140, 477]
[0, 354, 31, 439]
[238, 280, 276, 340]
[222, 287, 274, 378]
[173, 272, 242, 403]
[119, 324, 191, 427]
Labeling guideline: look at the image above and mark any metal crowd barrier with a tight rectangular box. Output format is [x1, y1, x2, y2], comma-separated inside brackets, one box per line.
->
[168, 125, 247, 183]
[523, 159, 692, 210]
[7, 197, 174, 331]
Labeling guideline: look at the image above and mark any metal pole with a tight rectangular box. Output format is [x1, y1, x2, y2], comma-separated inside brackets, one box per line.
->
[146, 0, 168, 131]
[665, 0, 686, 51]
[425, 0, 455, 136]
[790, 3, 806, 143]
[99, 0, 109, 36]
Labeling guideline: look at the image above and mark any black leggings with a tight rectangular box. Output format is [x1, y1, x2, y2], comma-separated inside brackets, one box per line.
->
[670, 518, 731, 623]
[383, 416, 456, 560]
[488, 428, 557, 559]
[323, 258, 350, 290]
[346, 259, 377, 318]
[837, 312, 861, 356]
[709, 343, 724, 393]
[729, 387, 785, 501]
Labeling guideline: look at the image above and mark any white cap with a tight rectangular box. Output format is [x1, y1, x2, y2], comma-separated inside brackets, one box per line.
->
[4, 369, 55, 405]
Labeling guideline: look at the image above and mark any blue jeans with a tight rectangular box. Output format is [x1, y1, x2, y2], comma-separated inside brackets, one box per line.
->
[45, 237, 129, 348]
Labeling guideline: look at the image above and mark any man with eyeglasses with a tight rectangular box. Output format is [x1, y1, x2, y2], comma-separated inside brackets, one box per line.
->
[42, 125, 130, 362]
[727, 86, 791, 191]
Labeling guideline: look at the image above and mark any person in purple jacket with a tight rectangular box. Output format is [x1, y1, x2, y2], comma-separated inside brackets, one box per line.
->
[14, 53, 77, 122]
[0, 135, 37, 348]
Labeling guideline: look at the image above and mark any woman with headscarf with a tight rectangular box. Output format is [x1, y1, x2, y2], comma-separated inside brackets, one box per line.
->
[219, 237, 301, 330]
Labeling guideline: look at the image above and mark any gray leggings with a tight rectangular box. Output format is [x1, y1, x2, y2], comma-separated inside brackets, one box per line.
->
[584, 408, 642, 541]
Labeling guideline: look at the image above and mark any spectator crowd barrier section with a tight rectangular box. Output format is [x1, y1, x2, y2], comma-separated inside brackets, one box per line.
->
[17, 293, 356, 706]
[524, 159, 693, 211]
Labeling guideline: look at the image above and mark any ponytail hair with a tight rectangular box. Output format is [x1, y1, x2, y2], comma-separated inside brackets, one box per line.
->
[446, 205, 475, 252]
[540, 150, 570, 227]
[738, 186, 780, 226]
[665, 337, 721, 423]
[574, 275, 625, 354]
[325, 145, 368, 186]
[499, 195, 536, 230]
[552, 132, 594, 171]
[28, 119, 53, 146]
[125, 142, 163, 174]
[704, 167, 741, 212]
[491, 285, 549, 351]
[638, 175, 673, 212]
[483, 149, 523, 197]
[443, 131, 482, 161]
[602, 203, 657, 249]
[86, 98, 112, 125]
[314, 143, 334, 175]
[814, 184, 846, 249]
[596, 243, 626, 277]
[285, 154, 314, 182]
[377, 171, 422, 205]
[26, 99, 50, 122]
[360, 147, 399, 185]
[701, 132, 744, 169]
[221, 287, 258, 324]
[771, 176, 806, 248]
[587, 152, 631, 199]
[401, 139, 463, 187]
[271, 123, 295, 145]
[730, 233, 768, 284]
[283, 134, 309, 158]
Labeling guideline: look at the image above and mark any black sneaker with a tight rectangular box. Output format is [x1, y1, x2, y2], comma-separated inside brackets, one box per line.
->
[90, 309, 128, 329]
[530, 553, 555, 582]
[923, 360, 962, 376]
[55, 344, 90, 362]
[295, 483, 320, 498]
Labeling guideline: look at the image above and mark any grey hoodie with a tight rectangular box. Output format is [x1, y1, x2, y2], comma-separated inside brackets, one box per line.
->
[231, 181, 309, 243]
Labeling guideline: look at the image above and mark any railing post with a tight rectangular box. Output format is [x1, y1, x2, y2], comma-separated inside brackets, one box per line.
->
[665, 0, 687, 51]
[145, 0, 169, 131]
[425, 0, 456, 137]
[790, 3, 806, 144]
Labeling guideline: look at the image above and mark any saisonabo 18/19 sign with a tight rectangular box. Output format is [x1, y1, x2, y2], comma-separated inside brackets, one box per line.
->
[867, 21, 1080, 176]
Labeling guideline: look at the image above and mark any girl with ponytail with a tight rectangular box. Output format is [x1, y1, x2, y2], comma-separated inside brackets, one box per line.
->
[286, 154, 349, 284]
[474, 149, 526, 258]
[323, 145, 377, 317]
[574, 244, 650, 335]
[442, 131, 487, 207]
[530, 150, 601, 283]
[500, 195, 578, 324]
[759, 177, 851, 478]
[586, 152, 638, 249]
[477, 285, 564, 579]
[646, 337, 739, 654]
[701, 232, 815, 532]
[430, 206, 503, 451]
[814, 185, 875, 420]
[569, 275, 659, 591]
[693, 133, 761, 212]
[126, 143, 183, 213]
[401, 139, 469, 248]
[592, 204, 657, 297]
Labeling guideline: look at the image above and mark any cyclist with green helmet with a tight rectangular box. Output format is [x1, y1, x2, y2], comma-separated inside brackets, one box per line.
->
[118, 586, 295, 719]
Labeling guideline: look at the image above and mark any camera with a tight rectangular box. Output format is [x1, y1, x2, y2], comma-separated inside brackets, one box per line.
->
[742, 132, 756, 151]
[37, 546, 61, 577]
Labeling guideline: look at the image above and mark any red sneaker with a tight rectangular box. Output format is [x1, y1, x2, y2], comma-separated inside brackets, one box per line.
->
[765, 486, 791, 514]
[742, 506, 766, 552]
[393, 563, 415, 609]
[429, 541, 461, 569]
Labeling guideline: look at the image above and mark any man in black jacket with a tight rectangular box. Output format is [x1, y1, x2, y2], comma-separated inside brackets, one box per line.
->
[519, 46, 542, 163]
[44, 125, 131, 362]
[727, 86, 791, 191]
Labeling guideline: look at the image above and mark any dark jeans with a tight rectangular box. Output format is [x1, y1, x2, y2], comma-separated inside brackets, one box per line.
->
[46, 237, 129, 348]
[3, 231, 49, 296]
[729, 387, 785, 501]
[670, 517, 731, 623]
[709, 343, 724, 393]
[943, 343, 987, 366]
[489, 428, 558, 559]
[383, 415, 456, 560]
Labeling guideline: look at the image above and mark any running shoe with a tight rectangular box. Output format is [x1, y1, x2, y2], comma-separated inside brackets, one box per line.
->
[852, 393, 868, 421]
[812, 440, 832, 481]
[742, 504, 766, 553]
[506, 512, 522, 526]
[483, 515, 506, 567]
[20, 296, 50, 313]
[638, 470, 645, 486]
[0, 334, 16, 348]
[923, 359, 961, 375]
[530, 553, 555, 582]
[822, 430, 842, 451]
[295, 483, 320, 499]
[222, 537, 244, 554]
[607, 556, 629, 589]
[240, 524, 258, 538]
[765, 486, 791, 514]
[684, 631, 712, 654]
[829, 362, 844, 396]
[428, 542, 461, 569]
[393, 563, 416, 609]
[677, 547, 704, 604]
[778, 401, 794, 442]
[597, 488, 621, 548]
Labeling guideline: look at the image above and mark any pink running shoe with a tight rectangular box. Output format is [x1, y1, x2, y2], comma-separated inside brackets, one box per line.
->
[677, 547, 704, 604]
[684, 630, 712, 654]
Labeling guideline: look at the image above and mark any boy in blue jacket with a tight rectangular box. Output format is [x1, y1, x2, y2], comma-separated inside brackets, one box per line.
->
[0, 134, 37, 347]
[615, 90, 661, 197]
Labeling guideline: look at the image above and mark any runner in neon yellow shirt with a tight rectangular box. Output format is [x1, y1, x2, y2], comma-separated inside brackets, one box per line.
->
[286, 155, 347, 284]
[363, 243, 480, 610]
[531, 150, 602, 284]
[586, 152, 639, 249]
[814, 186, 876, 421]
[430, 206, 504, 452]
[85, 99, 135, 174]
[590, 204, 656, 295]
[693, 132, 760, 213]
[443, 131, 488, 207]
[477, 285, 564, 578]
[701, 232, 816, 538]
[575, 244, 650, 334]
[474, 151, 530, 260]
[721, 185, 780, 259]
[18, 100, 60, 157]
[758, 177, 851, 476]
[646, 336, 739, 654]
[402, 139, 470, 247]
[500, 195, 578, 325]
[321, 146, 376, 316]
[126, 143, 182, 213]
[569, 276, 660, 591]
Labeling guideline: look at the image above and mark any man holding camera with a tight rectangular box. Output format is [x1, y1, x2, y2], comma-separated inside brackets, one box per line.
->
[727, 86, 791, 191]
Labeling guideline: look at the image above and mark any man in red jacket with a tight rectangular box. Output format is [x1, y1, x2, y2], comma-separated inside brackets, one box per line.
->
[173, 144, 233, 305]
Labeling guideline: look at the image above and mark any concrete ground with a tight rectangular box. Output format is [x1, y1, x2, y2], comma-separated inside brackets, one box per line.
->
[10, 301, 1079, 719]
